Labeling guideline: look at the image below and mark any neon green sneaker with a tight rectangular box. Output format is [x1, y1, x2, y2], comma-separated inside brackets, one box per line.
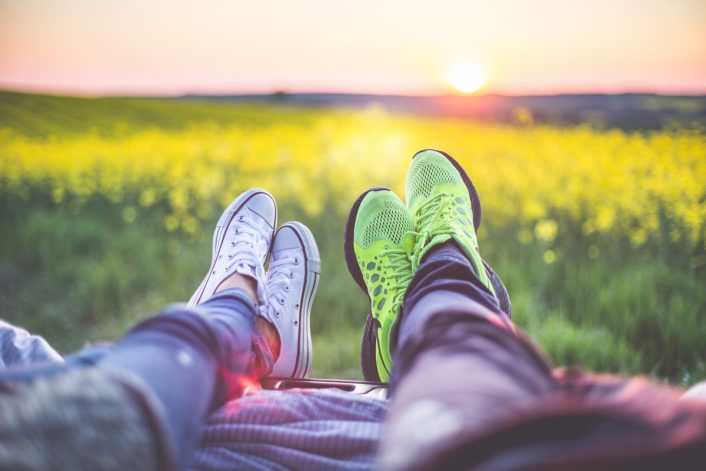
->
[344, 188, 414, 382]
[406, 149, 497, 296]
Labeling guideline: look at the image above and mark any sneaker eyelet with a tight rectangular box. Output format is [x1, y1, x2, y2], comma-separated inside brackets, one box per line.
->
[238, 215, 244, 222]
[278, 298, 285, 305]
[234, 228, 240, 235]
[283, 285, 290, 292]
[288, 272, 294, 279]
[275, 311, 280, 318]
[224, 266, 229, 272]
[230, 241, 235, 247]
[294, 258, 299, 265]
[295, 303, 300, 309]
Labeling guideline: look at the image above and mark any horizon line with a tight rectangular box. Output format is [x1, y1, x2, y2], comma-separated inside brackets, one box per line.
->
[2, 86, 706, 100]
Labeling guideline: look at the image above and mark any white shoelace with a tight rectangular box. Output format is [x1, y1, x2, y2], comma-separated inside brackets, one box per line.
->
[260, 254, 297, 324]
[224, 210, 271, 302]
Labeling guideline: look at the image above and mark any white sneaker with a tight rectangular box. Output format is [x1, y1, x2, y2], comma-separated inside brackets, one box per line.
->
[189, 189, 277, 306]
[261, 222, 320, 378]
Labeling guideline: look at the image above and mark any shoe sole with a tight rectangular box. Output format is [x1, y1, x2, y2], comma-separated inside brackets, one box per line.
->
[344, 187, 395, 382]
[189, 188, 277, 306]
[279, 221, 321, 378]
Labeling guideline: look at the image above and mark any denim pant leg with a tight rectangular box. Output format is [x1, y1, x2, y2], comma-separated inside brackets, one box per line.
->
[380, 242, 706, 470]
[379, 242, 559, 470]
[98, 287, 271, 469]
[1, 288, 271, 470]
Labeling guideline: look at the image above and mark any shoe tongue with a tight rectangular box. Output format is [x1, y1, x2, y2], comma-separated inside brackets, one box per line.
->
[234, 260, 257, 279]
[234, 261, 267, 301]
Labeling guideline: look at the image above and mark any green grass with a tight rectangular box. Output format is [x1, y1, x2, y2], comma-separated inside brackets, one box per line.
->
[0, 90, 321, 138]
[2, 198, 704, 383]
[1, 91, 704, 384]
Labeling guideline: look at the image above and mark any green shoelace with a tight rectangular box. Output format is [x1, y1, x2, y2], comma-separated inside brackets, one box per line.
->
[409, 192, 458, 271]
[377, 236, 415, 317]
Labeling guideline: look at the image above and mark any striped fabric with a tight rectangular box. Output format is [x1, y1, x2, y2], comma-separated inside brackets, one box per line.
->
[192, 388, 387, 470]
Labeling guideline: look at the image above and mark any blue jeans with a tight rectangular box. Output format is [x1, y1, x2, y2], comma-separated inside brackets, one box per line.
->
[381, 242, 706, 470]
[1, 316, 387, 471]
[0, 288, 271, 470]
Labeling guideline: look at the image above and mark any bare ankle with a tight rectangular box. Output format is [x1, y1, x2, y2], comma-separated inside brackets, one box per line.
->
[215, 273, 258, 302]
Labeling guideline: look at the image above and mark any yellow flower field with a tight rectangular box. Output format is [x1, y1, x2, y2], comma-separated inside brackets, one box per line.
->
[3, 110, 705, 252]
[1, 95, 705, 381]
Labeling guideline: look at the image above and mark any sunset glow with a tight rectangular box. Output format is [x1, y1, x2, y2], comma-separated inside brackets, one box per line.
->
[446, 63, 486, 94]
[0, 0, 705, 96]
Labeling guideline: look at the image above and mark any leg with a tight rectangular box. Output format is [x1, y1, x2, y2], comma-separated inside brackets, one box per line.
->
[383, 241, 706, 470]
[101, 287, 269, 468]
[380, 242, 558, 469]
[0, 189, 281, 470]
[0, 286, 269, 471]
[373, 150, 706, 470]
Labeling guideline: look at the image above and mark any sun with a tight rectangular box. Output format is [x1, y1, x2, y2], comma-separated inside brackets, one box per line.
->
[446, 62, 486, 94]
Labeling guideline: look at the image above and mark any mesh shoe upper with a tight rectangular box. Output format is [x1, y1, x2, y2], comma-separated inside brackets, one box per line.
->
[352, 189, 414, 382]
[406, 150, 496, 296]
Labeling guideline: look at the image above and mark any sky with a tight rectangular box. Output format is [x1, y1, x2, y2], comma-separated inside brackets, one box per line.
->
[1, 0, 705, 96]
